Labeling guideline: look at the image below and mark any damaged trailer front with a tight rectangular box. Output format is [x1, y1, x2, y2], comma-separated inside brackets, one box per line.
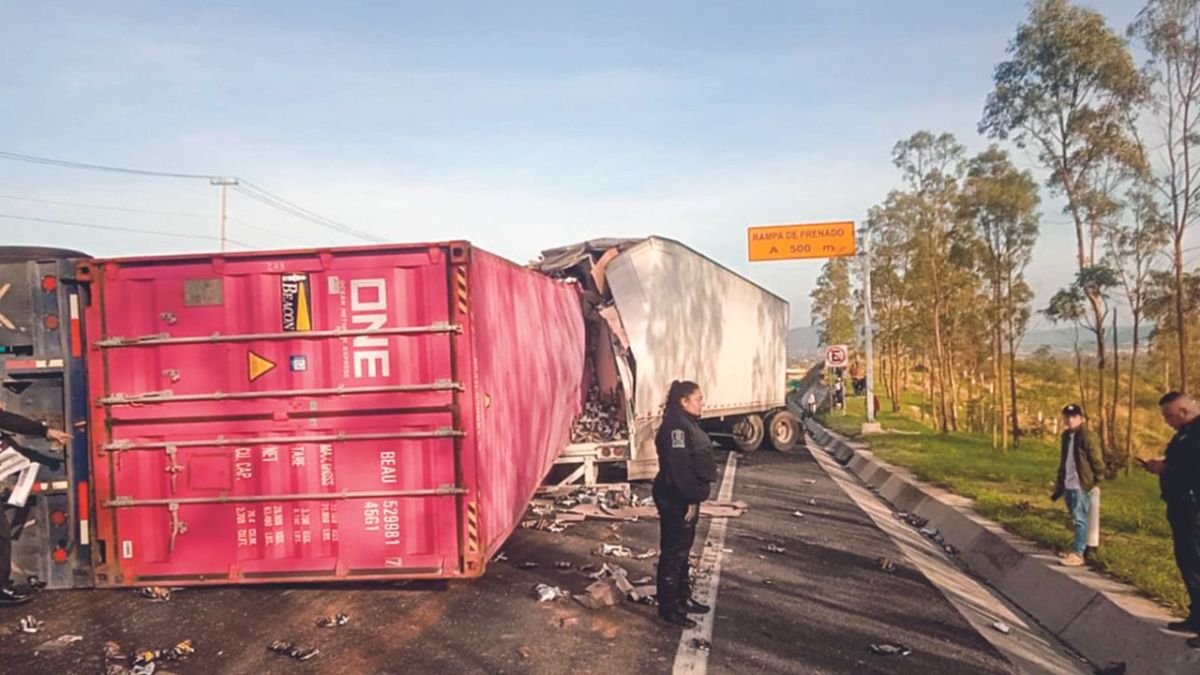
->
[536, 237, 798, 482]
[80, 242, 585, 586]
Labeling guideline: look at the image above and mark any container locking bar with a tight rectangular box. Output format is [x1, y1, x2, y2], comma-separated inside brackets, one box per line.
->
[99, 381, 464, 406]
[104, 429, 464, 452]
[104, 486, 467, 508]
[95, 323, 461, 348]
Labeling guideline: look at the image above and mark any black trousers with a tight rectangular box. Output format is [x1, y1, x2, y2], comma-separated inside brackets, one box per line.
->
[653, 479, 697, 616]
[0, 506, 11, 589]
[1168, 499, 1200, 618]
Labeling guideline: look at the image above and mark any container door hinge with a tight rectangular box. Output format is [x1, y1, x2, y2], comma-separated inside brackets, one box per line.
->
[164, 445, 182, 494]
[168, 502, 188, 553]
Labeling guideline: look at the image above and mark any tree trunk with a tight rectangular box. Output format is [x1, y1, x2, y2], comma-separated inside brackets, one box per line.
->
[1008, 320, 1020, 448]
[1086, 292, 1110, 457]
[1110, 309, 1120, 465]
[1176, 234, 1189, 392]
[1127, 314, 1141, 476]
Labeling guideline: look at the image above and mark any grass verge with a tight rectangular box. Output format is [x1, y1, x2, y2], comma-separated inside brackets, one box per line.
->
[818, 395, 1187, 615]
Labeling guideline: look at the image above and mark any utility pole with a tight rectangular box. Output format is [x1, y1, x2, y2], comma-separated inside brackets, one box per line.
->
[861, 232, 881, 433]
[210, 178, 239, 251]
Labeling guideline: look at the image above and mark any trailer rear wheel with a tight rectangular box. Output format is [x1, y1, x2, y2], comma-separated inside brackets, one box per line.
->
[732, 414, 765, 452]
[766, 410, 801, 452]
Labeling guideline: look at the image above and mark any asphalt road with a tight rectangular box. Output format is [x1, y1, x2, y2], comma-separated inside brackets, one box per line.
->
[0, 438, 1082, 674]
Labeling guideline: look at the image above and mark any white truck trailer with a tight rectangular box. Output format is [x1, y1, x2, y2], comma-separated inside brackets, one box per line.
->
[536, 237, 799, 482]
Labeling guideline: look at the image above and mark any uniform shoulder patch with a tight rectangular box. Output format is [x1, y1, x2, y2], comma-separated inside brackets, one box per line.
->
[671, 429, 686, 449]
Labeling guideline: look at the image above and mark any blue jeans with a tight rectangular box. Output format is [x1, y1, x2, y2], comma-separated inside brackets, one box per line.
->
[1064, 489, 1090, 554]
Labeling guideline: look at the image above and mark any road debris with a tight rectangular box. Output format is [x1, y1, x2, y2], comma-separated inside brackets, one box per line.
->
[877, 556, 897, 573]
[634, 548, 658, 560]
[630, 585, 658, 605]
[807, 499, 817, 506]
[535, 584, 565, 603]
[764, 544, 787, 554]
[574, 579, 622, 609]
[137, 587, 172, 602]
[19, 615, 44, 634]
[517, 562, 540, 569]
[268, 640, 319, 661]
[554, 561, 574, 570]
[35, 634, 83, 651]
[556, 616, 580, 629]
[571, 385, 628, 443]
[869, 643, 912, 657]
[690, 638, 712, 653]
[597, 544, 633, 558]
[492, 552, 509, 563]
[517, 645, 534, 659]
[897, 512, 929, 528]
[315, 612, 350, 628]
[133, 640, 195, 666]
[802, 479, 817, 485]
[104, 641, 127, 661]
[992, 621, 1012, 635]
[791, 511, 805, 518]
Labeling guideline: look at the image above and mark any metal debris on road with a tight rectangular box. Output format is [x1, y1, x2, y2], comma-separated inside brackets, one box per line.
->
[315, 613, 350, 628]
[35, 634, 83, 651]
[570, 386, 628, 443]
[764, 544, 787, 554]
[268, 640, 319, 661]
[19, 615, 44, 634]
[133, 640, 195, 666]
[877, 557, 896, 573]
[791, 511, 805, 518]
[554, 561, 574, 570]
[492, 552, 509, 563]
[690, 638, 712, 653]
[992, 621, 1011, 635]
[128, 665, 153, 675]
[534, 584, 565, 603]
[137, 587, 171, 602]
[517, 562, 540, 569]
[869, 643, 912, 657]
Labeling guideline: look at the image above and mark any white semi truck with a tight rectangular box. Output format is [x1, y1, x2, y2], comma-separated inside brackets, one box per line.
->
[536, 237, 800, 482]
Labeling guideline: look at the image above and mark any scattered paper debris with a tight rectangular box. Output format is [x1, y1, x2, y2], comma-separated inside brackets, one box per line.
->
[764, 544, 787, 554]
[869, 643, 912, 657]
[877, 557, 896, 573]
[534, 584, 565, 603]
[104, 641, 126, 661]
[315, 613, 349, 628]
[802, 479, 817, 485]
[992, 621, 1011, 635]
[137, 587, 171, 602]
[791, 511, 805, 518]
[19, 615, 44, 634]
[690, 638, 712, 652]
[634, 548, 658, 560]
[554, 561, 574, 570]
[597, 544, 633, 558]
[517, 645, 534, 659]
[517, 562, 540, 570]
[574, 579, 621, 609]
[492, 552, 509, 563]
[36, 634, 83, 651]
[268, 640, 318, 661]
[133, 640, 195, 666]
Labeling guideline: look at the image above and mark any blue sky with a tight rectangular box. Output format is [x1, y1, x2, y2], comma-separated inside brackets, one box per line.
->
[0, 1, 1159, 326]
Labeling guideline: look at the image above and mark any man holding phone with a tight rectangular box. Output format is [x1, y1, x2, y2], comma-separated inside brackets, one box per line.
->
[1142, 391, 1200, 636]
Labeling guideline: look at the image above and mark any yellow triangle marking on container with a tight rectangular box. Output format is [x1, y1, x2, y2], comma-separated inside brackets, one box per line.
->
[296, 284, 312, 331]
[248, 351, 276, 381]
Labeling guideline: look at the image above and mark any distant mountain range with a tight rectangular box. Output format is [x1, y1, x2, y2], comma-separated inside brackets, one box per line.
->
[789, 325, 1152, 360]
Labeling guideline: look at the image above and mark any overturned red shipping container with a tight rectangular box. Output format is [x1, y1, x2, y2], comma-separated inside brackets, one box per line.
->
[79, 242, 584, 586]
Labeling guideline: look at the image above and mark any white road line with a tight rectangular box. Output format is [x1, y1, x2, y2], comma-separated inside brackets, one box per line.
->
[672, 450, 738, 675]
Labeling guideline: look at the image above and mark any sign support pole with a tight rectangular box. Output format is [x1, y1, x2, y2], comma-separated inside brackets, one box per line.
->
[861, 232, 880, 432]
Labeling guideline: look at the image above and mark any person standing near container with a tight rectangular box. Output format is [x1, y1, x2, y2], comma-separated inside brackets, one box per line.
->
[1050, 404, 1103, 567]
[0, 405, 70, 606]
[653, 380, 716, 628]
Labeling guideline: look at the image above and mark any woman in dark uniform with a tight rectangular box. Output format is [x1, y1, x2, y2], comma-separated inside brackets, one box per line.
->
[653, 380, 716, 628]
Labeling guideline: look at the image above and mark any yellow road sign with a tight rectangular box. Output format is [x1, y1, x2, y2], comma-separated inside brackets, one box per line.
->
[748, 221, 856, 261]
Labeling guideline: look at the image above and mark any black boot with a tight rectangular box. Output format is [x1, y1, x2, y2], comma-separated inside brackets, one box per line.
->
[685, 599, 711, 614]
[659, 609, 698, 629]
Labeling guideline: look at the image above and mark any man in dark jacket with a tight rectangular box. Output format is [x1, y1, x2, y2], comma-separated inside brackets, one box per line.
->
[653, 381, 715, 629]
[1051, 404, 1103, 567]
[0, 406, 70, 606]
[1142, 391, 1200, 636]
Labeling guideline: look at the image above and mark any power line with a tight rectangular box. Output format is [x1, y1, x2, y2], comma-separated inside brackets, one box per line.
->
[0, 213, 254, 248]
[0, 150, 383, 243]
[0, 150, 219, 180]
[0, 193, 211, 218]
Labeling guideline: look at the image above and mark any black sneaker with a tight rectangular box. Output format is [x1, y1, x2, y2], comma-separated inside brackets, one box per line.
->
[0, 587, 31, 606]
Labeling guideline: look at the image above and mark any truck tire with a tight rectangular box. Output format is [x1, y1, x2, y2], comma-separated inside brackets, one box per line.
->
[766, 410, 801, 452]
[732, 414, 765, 453]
